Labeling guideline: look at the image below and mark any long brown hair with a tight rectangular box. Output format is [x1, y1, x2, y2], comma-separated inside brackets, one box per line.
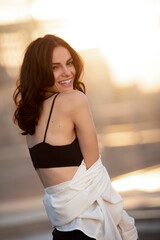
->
[13, 34, 85, 135]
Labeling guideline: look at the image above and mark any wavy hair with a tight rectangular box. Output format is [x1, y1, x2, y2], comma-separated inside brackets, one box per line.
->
[13, 34, 85, 135]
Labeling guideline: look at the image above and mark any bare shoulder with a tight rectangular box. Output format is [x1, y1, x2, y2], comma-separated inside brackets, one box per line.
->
[58, 90, 88, 110]
[58, 89, 87, 101]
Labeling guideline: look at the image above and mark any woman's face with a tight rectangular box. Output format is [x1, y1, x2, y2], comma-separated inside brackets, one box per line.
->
[51, 46, 76, 92]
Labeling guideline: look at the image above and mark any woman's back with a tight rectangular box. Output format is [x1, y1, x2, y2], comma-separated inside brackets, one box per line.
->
[26, 90, 99, 187]
[27, 91, 76, 148]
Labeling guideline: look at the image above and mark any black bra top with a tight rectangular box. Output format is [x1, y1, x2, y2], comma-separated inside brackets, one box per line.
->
[28, 93, 83, 169]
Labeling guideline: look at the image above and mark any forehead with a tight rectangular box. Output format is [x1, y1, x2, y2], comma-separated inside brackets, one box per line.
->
[52, 46, 72, 62]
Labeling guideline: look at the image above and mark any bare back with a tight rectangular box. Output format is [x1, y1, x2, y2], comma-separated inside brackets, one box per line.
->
[26, 90, 99, 188]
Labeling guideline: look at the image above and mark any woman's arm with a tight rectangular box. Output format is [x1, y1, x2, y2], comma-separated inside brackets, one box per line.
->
[69, 90, 99, 169]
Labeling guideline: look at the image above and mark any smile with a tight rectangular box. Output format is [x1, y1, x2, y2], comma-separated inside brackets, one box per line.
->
[59, 79, 72, 85]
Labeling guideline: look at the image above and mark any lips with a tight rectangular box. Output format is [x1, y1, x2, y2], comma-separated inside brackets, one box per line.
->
[58, 78, 73, 86]
[58, 78, 73, 87]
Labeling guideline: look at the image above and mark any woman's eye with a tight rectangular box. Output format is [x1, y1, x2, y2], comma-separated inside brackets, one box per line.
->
[53, 66, 58, 71]
[67, 61, 73, 66]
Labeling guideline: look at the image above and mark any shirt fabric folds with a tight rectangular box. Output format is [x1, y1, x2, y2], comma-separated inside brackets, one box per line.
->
[43, 155, 138, 240]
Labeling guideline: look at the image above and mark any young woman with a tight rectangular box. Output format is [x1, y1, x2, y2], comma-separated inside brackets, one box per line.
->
[13, 34, 138, 240]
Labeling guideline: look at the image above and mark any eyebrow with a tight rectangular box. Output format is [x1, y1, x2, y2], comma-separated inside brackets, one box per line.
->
[52, 57, 73, 65]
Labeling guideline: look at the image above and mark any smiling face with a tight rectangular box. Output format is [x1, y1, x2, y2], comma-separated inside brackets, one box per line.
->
[51, 46, 76, 93]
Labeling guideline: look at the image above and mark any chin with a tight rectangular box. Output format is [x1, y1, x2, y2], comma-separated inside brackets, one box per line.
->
[60, 86, 74, 92]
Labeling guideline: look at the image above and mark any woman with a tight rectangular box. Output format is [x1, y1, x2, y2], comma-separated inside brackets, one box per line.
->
[13, 34, 138, 240]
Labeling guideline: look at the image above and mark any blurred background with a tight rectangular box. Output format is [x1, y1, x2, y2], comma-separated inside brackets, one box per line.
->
[0, 0, 160, 239]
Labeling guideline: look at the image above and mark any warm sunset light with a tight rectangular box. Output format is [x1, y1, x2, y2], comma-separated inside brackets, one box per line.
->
[30, 0, 160, 92]
[99, 0, 160, 93]
[30, 0, 69, 20]
[0, 0, 160, 92]
[99, 128, 160, 147]
[0, 1, 160, 237]
[112, 165, 160, 193]
[0, 0, 30, 24]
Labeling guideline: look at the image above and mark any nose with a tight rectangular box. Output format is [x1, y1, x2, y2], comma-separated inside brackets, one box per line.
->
[61, 66, 70, 76]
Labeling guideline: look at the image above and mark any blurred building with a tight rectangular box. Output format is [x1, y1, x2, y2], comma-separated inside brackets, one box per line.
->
[0, 7, 160, 240]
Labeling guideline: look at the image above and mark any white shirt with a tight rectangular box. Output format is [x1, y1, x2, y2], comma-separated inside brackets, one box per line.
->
[43, 155, 138, 240]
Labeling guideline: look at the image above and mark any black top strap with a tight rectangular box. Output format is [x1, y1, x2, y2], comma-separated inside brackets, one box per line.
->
[43, 93, 59, 142]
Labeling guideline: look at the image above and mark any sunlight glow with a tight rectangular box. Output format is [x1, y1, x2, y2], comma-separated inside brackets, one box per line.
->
[30, 0, 104, 50]
[99, 128, 160, 147]
[30, 0, 70, 20]
[30, 0, 160, 92]
[0, 0, 160, 92]
[0, 0, 30, 24]
[98, 0, 160, 92]
[112, 165, 160, 192]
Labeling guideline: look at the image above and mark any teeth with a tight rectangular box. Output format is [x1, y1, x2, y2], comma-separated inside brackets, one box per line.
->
[59, 79, 72, 85]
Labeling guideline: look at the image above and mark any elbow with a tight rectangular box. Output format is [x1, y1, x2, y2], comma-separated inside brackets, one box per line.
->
[84, 153, 100, 169]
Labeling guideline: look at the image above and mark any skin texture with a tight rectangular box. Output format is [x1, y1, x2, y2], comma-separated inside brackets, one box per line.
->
[26, 46, 99, 187]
